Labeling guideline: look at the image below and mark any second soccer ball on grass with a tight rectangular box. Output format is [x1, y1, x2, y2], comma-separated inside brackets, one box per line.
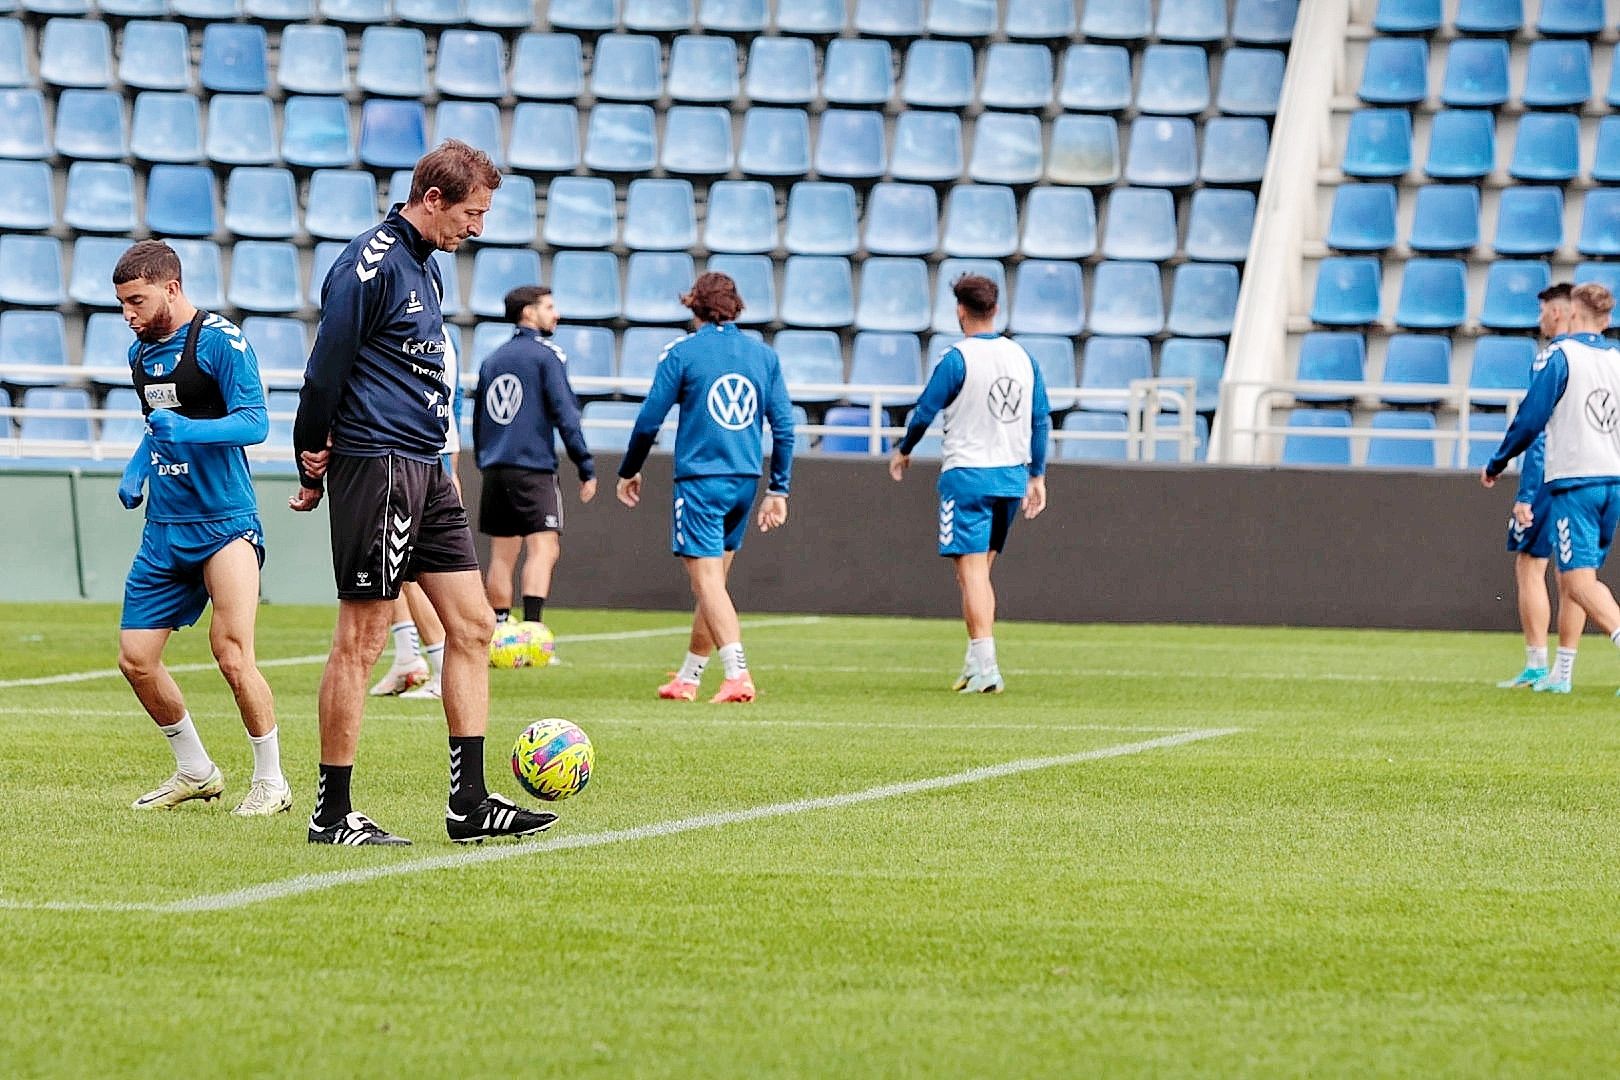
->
[489, 620, 554, 669]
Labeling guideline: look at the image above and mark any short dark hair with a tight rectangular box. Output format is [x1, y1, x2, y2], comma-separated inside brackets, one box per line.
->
[682, 271, 744, 324]
[952, 274, 998, 319]
[112, 240, 183, 287]
[504, 284, 551, 323]
[407, 139, 502, 207]
[1539, 282, 1575, 303]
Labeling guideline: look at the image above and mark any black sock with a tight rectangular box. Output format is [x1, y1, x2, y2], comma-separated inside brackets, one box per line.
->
[522, 595, 545, 623]
[448, 736, 488, 814]
[494, 607, 510, 623]
[313, 763, 352, 827]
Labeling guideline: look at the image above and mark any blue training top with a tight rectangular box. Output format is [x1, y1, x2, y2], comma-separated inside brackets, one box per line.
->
[1488, 332, 1620, 492]
[473, 328, 594, 479]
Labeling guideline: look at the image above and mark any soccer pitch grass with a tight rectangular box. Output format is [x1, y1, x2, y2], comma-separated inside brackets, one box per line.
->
[2, 604, 1619, 1078]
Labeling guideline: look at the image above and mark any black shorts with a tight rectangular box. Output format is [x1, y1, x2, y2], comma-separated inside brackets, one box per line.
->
[327, 452, 479, 601]
[479, 467, 563, 537]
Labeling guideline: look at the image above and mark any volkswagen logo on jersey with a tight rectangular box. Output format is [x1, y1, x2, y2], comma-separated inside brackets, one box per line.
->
[707, 373, 758, 430]
[987, 376, 1024, 422]
[485, 373, 523, 426]
[1586, 388, 1619, 433]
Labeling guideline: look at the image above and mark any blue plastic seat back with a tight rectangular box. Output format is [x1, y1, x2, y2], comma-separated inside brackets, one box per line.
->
[1326, 184, 1398, 254]
[1217, 48, 1286, 116]
[283, 95, 355, 168]
[814, 109, 887, 181]
[0, 19, 26, 89]
[780, 257, 855, 329]
[1010, 260, 1084, 337]
[1102, 186, 1177, 261]
[1125, 116, 1197, 187]
[865, 183, 939, 257]
[1342, 109, 1411, 179]
[1358, 37, 1428, 106]
[1480, 260, 1551, 330]
[1579, 190, 1620, 258]
[1459, 410, 1508, 469]
[926, 0, 994, 35]
[509, 104, 580, 173]
[1137, 44, 1209, 116]
[668, 35, 737, 103]
[1373, 0, 1442, 32]
[891, 111, 963, 182]
[224, 167, 298, 239]
[0, 159, 52, 231]
[591, 34, 662, 102]
[512, 33, 583, 100]
[1395, 258, 1469, 329]
[745, 37, 816, 104]
[40, 18, 110, 88]
[550, 326, 616, 384]
[144, 165, 215, 238]
[1080, 336, 1153, 412]
[1232, 0, 1299, 43]
[581, 401, 649, 453]
[20, 387, 94, 445]
[1058, 411, 1129, 462]
[100, 387, 147, 445]
[68, 236, 131, 307]
[626, 252, 697, 324]
[201, 24, 268, 94]
[1080, 263, 1159, 338]
[848, 332, 923, 406]
[437, 30, 505, 99]
[706, 254, 775, 325]
[1157, 0, 1228, 40]
[1424, 110, 1495, 180]
[1059, 44, 1132, 113]
[1185, 189, 1256, 263]
[1167, 263, 1239, 338]
[773, 330, 845, 403]
[1575, 263, 1620, 327]
[1296, 331, 1365, 403]
[932, 258, 1007, 333]
[358, 27, 427, 98]
[1081, 0, 1148, 39]
[818, 406, 888, 456]
[661, 105, 734, 177]
[1365, 411, 1437, 468]
[228, 241, 302, 313]
[624, 179, 697, 252]
[854, 0, 921, 34]
[624, 0, 692, 31]
[1006, 0, 1075, 37]
[1158, 337, 1225, 412]
[1455, 0, 1523, 32]
[544, 176, 616, 248]
[168, 239, 224, 310]
[982, 43, 1055, 111]
[739, 107, 810, 177]
[359, 99, 427, 169]
[481, 175, 536, 247]
[701, 0, 767, 31]
[1493, 186, 1563, 256]
[1201, 116, 1270, 185]
[469, 322, 513, 368]
[1381, 334, 1451, 405]
[1021, 187, 1096, 260]
[548, 0, 617, 30]
[1469, 335, 1535, 391]
[207, 95, 277, 167]
[585, 103, 658, 173]
[1538, 0, 1604, 35]
[1407, 183, 1480, 253]
[131, 92, 203, 164]
[308, 241, 344, 306]
[620, 327, 687, 385]
[242, 317, 308, 383]
[434, 250, 463, 316]
[969, 112, 1043, 185]
[469, 248, 543, 317]
[1523, 40, 1590, 109]
[278, 25, 349, 95]
[434, 101, 503, 167]
[1281, 408, 1352, 466]
[1310, 256, 1382, 326]
[823, 38, 893, 107]
[1442, 38, 1510, 108]
[941, 184, 1018, 259]
[397, 0, 469, 26]
[0, 311, 67, 386]
[1014, 335, 1078, 394]
[1510, 111, 1580, 182]
[902, 40, 974, 109]
[704, 181, 776, 254]
[785, 182, 858, 257]
[120, 21, 190, 92]
[64, 161, 136, 233]
[303, 170, 378, 242]
[855, 260, 930, 334]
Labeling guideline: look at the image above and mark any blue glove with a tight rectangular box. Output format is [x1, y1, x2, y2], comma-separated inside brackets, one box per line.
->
[117, 473, 144, 510]
[145, 408, 190, 441]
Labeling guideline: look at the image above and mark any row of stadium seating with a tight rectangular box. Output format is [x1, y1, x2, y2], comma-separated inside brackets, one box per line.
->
[1356, 36, 1620, 111]
[1309, 256, 1617, 330]
[1278, 407, 1507, 470]
[1372, 0, 1611, 36]
[1325, 182, 1620, 259]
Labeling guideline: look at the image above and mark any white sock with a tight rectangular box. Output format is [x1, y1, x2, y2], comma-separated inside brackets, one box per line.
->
[1610, 628, 1620, 649]
[969, 637, 997, 674]
[718, 642, 748, 679]
[676, 651, 708, 683]
[160, 713, 213, 780]
[1553, 647, 1577, 684]
[962, 640, 977, 673]
[248, 725, 283, 785]
[391, 620, 420, 665]
[424, 640, 445, 677]
[1527, 645, 1548, 670]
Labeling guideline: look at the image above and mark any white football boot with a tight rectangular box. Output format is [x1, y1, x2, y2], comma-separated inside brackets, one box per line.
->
[132, 765, 225, 810]
[369, 659, 430, 696]
[231, 778, 294, 816]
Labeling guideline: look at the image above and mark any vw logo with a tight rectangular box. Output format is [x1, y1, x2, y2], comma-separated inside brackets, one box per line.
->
[1586, 388, 1618, 434]
[987, 376, 1024, 423]
[707, 373, 758, 430]
[485, 373, 523, 426]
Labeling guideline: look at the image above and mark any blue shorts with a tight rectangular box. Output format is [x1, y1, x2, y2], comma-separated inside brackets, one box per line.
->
[121, 513, 265, 630]
[671, 476, 757, 558]
[937, 470, 1021, 557]
[1549, 482, 1620, 571]
[1506, 490, 1554, 558]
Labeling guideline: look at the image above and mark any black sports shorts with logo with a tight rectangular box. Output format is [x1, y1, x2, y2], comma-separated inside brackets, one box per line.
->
[479, 466, 563, 537]
[327, 452, 479, 601]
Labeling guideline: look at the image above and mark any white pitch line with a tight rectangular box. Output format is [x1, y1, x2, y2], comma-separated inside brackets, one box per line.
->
[0, 727, 1240, 914]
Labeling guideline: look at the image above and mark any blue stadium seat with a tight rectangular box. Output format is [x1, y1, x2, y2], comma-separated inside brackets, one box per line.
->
[969, 112, 1042, 185]
[941, 185, 1018, 259]
[0, 160, 50, 231]
[773, 331, 844, 403]
[1609, 51, 1620, 110]
[1005, 0, 1074, 37]
[1080, 336, 1152, 412]
[847, 333, 922, 412]
[120, 21, 190, 92]
[1575, 262, 1620, 327]
[1538, 0, 1604, 35]
[130, 92, 203, 164]
[480, 176, 536, 247]
[246, 0, 315, 21]
[1442, 39, 1510, 108]
[320, 0, 385, 20]
[982, 43, 1054, 111]
[890, 111, 963, 183]
[579, 401, 648, 455]
[1125, 116, 1198, 188]
[207, 95, 277, 167]
[0, 311, 66, 386]
[1424, 110, 1495, 180]
[739, 107, 810, 178]
[1009, 260, 1083, 337]
[223, 167, 297, 239]
[1151, 411, 1210, 463]
[68, 236, 129, 307]
[1480, 260, 1550, 330]
[304, 170, 377, 242]
[1358, 37, 1427, 106]
[1021, 187, 1097, 260]
[704, 181, 775, 254]
[784, 182, 858, 256]
[815, 109, 887, 181]
[433, 101, 503, 167]
[1470, 335, 1534, 393]
[144, 165, 216, 238]
[1455, 0, 1522, 32]
[436, 30, 504, 99]
[772, 0, 843, 31]
[511, 34, 583, 100]
[1216, 48, 1285, 116]
[1458, 409, 1508, 470]
[469, 248, 542, 318]
[1157, 337, 1225, 412]
[283, 96, 354, 169]
[358, 27, 427, 98]
[1523, 40, 1590, 109]
[307, 241, 342, 305]
[167, 239, 224, 310]
[359, 99, 426, 169]
[1510, 112, 1580, 183]
[855, 259, 930, 333]
[242, 317, 307, 384]
[668, 35, 737, 103]
[1201, 116, 1271, 185]
[1231, 0, 1298, 43]
[619, 327, 686, 386]
[509, 104, 580, 173]
[745, 37, 816, 105]
[469, 321, 512, 367]
[626, 252, 696, 324]
[823, 39, 892, 107]
[1493, 187, 1563, 256]
[1341, 108, 1412, 179]
[0, 20, 25, 88]
[1381, 334, 1451, 405]
[1157, 0, 1228, 41]
[228, 241, 301, 313]
[100, 388, 146, 446]
[1281, 408, 1352, 466]
[1310, 257, 1382, 326]
[548, 326, 615, 388]
[700, 0, 766, 31]
[39, 18, 110, 89]
[277, 25, 349, 95]
[624, 179, 697, 252]
[1365, 411, 1437, 468]
[200, 24, 268, 94]
[1102, 187, 1177, 261]
[1167, 263, 1239, 338]
[170, 0, 239, 14]
[661, 106, 734, 177]
[818, 406, 888, 455]
[926, 0, 993, 35]
[1185, 189, 1257, 263]
[780, 257, 854, 329]
[585, 104, 657, 172]
[1080, 0, 1148, 40]
[706, 254, 775, 325]
[1372, 0, 1441, 32]
[1087, 262, 1162, 337]
[932, 258, 1007, 333]
[591, 34, 661, 103]
[1578, 189, 1620, 257]
[901, 40, 974, 109]
[864, 183, 937, 257]
[854, 0, 922, 35]
[625, 0, 692, 31]
[1136, 45, 1209, 116]
[63, 162, 135, 233]
[1058, 44, 1133, 113]
[547, 0, 616, 29]
[397, 0, 468, 25]
[1012, 336, 1077, 396]
[1057, 411, 1129, 462]
[1407, 183, 1480, 253]
[1295, 331, 1365, 403]
[543, 176, 616, 248]
[20, 388, 94, 448]
[1395, 258, 1468, 329]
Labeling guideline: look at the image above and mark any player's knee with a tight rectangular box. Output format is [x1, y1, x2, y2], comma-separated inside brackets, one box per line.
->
[117, 649, 154, 684]
[211, 640, 253, 687]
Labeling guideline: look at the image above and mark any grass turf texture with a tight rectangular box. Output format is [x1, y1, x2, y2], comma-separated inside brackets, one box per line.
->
[1, 603, 1618, 1078]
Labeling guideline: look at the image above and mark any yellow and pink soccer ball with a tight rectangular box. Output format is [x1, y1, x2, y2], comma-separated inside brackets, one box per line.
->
[512, 718, 594, 801]
[488, 620, 554, 669]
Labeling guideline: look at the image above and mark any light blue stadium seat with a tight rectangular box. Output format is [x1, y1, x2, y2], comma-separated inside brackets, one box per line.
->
[26, 0, 91, 13]
[397, 0, 468, 25]
[1575, 263, 1620, 327]
[242, 317, 307, 384]
[1407, 183, 1479, 253]
[660, 106, 734, 177]
[1157, 0, 1228, 41]
[1373, 0, 1441, 32]
[509, 104, 580, 173]
[549, 326, 615, 387]
[1365, 411, 1437, 468]
[1080, 0, 1148, 39]
[823, 38, 892, 107]
[548, 0, 616, 29]
[223, 167, 297, 239]
[131, 92, 202, 164]
[1231, 0, 1298, 43]
[745, 36, 815, 105]
[1015, 335, 1078, 396]
[1058, 411, 1129, 462]
[926, 0, 993, 35]
[1087, 262, 1162, 337]
[982, 43, 1054, 111]
[1201, 116, 1270, 185]
[433, 101, 503, 167]
[244, 0, 312, 17]
[1217, 48, 1285, 116]
[307, 241, 342, 306]
[469, 322, 512, 367]
[1136, 44, 1208, 116]
[932, 258, 1007, 333]
[1442, 38, 1510, 108]
[969, 112, 1042, 185]
[100, 388, 146, 446]
[785, 182, 858, 256]
[1358, 37, 1427, 106]
[739, 107, 810, 177]
[777, 0, 844, 32]
[1395, 258, 1468, 329]
[20, 388, 94, 448]
[1523, 40, 1590, 110]
[1158, 337, 1225, 413]
[864, 183, 937, 257]
[68, 236, 129, 307]
[1538, 0, 1604, 35]
[359, 99, 427, 169]
[854, 0, 921, 35]
[435, 250, 462, 315]
[619, 327, 685, 386]
[1608, 53, 1620, 110]
[511, 34, 583, 100]
[891, 111, 963, 183]
[0, 311, 66, 386]
[1458, 409, 1508, 470]
[706, 254, 775, 326]
[780, 257, 854, 329]
[703, 181, 775, 254]
[1295, 331, 1365, 404]
[1080, 336, 1152, 412]
[120, 21, 190, 92]
[1185, 189, 1256, 263]
[815, 109, 887, 181]
[320, 0, 385, 18]
[1010, 260, 1083, 337]
[167, 239, 224, 310]
[436, 30, 505, 99]
[1510, 112, 1579, 183]
[1102, 187, 1177, 261]
[1004, 0, 1074, 36]
[1493, 187, 1563, 257]
[543, 176, 616, 248]
[940, 184, 1018, 259]
[1455, 0, 1522, 32]
[700, 0, 766, 31]
[623, 179, 697, 252]
[0, 20, 25, 88]
[40, 18, 110, 89]
[64, 162, 135, 233]
[1125, 116, 1198, 187]
[228, 241, 301, 313]
[625, 0, 692, 31]
[774, 331, 844, 403]
[304, 170, 377, 242]
[626, 252, 696, 324]
[1310, 257, 1381, 326]
[283, 96, 354, 168]
[277, 25, 349, 95]
[1167, 263, 1239, 338]
[585, 103, 659, 172]
[1021, 187, 1096, 260]
[1470, 335, 1534, 392]
[201, 24, 268, 94]
[1424, 110, 1495, 180]
[1578, 190, 1620, 257]
[1341, 109, 1411, 179]
[470, 248, 542, 318]
[1381, 334, 1451, 405]
[207, 95, 277, 167]
[144, 165, 216, 238]
[1281, 408, 1352, 466]
[0, 159, 50, 231]
[480, 176, 536, 247]
[581, 401, 647, 454]
[855, 259, 930, 333]
[1326, 183, 1397, 253]
[668, 35, 737, 103]
[847, 332, 922, 409]
[901, 40, 973, 109]
[761, 404, 813, 458]
[99, 0, 167, 12]
[358, 27, 427, 98]
[817, 406, 887, 455]
[1480, 260, 1550, 330]
[1149, 410, 1209, 463]
[591, 34, 661, 102]
[1058, 44, 1132, 113]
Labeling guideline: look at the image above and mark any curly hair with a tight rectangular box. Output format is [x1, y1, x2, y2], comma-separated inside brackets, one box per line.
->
[681, 271, 744, 324]
[951, 274, 999, 319]
[112, 240, 183, 287]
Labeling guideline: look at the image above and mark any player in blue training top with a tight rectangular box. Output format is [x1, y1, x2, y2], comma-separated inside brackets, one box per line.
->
[1496, 283, 1587, 693]
[111, 240, 292, 817]
[1483, 282, 1620, 687]
[616, 271, 795, 704]
[890, 273, 1050, 694]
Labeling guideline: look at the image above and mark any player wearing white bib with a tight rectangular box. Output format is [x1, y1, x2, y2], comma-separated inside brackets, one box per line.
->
[890, 274, 1050, 694]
